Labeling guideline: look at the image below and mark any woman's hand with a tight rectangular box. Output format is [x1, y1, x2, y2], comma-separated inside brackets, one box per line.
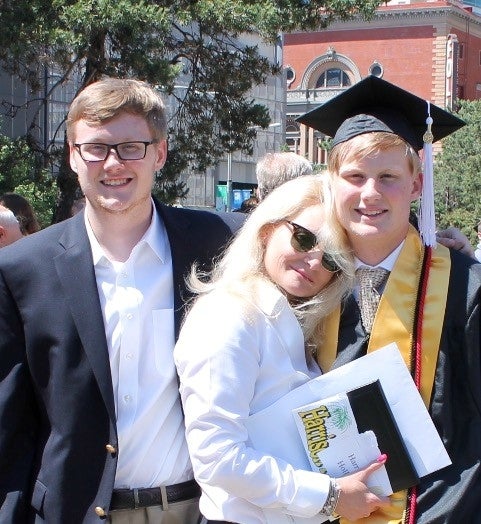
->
[334, 455, 390, 520]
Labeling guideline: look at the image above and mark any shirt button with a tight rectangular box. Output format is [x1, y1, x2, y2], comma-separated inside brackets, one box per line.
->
[126, 313, 133, 320]
[124, 395, 132, 403]
[95, 506, 106, 517]
[126, 353, 133, 360]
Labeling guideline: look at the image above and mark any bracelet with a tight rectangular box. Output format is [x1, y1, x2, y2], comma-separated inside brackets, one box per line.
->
[320, 478, 341, 517]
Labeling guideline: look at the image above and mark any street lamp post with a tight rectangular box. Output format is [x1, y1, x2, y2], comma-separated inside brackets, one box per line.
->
[226, 151, 233, 212]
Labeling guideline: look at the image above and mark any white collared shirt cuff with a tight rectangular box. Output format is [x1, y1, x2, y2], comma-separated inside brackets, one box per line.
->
[286, 469, 331, 518]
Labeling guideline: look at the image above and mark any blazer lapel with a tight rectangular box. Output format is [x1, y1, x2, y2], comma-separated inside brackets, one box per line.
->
[333, 294, 369, 369]
[53, 214, 116, 420]
[154, 201, 193, 340]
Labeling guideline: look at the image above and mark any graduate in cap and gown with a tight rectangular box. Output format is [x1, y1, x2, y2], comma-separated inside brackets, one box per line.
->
[297, 75, 481, 524]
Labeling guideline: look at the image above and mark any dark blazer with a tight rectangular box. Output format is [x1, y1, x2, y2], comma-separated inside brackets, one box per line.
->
[0, 200, 242, 524]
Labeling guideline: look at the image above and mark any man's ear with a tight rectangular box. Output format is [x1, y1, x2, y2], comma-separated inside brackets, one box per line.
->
[68, 143, 78, 173]
[411, 171, 423, 201]
[153, 140, 168, 171]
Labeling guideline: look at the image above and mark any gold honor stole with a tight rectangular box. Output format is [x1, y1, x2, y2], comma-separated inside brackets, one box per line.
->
[319, 226, 451, 524]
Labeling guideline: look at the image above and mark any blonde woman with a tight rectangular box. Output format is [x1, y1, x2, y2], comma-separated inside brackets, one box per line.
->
[175, 175, 388, 524]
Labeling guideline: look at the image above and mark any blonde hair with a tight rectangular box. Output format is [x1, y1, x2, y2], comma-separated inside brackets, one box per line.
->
[187, 174, 354, 348]
[328, 131, 422, 177]
[66, 77, 167, 142]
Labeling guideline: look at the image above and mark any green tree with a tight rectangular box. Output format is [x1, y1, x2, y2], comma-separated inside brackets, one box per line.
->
[0, 0, 381, 222]
[434, 99, 481, 244]
[0, 131, 56, 228]
[0, 135, 35, 192]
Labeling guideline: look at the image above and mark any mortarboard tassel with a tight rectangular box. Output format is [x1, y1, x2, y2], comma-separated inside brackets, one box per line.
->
[419, 102, 437, 247]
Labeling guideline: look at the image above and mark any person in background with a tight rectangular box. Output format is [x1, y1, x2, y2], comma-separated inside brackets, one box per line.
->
[0, 204, 23, 247]
[255, 152, 313, 201]
[0, 192, 41, 234]
[235, 195, 259, 214]
[298, 75, 481, 523]
[175, 174, 389, 524]
[473, 220, 481, 262]
[0, 77, 240, 524]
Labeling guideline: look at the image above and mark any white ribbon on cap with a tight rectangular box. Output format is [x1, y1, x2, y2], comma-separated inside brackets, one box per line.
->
[419, 101, 437, 247]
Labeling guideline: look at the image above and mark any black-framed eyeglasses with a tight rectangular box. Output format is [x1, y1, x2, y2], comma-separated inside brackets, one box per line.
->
[285, 220, 340, 273]
[73, 141, 158, 162]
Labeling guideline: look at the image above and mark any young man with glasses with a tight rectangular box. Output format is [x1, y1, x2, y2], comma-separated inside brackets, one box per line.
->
[0, 78, 241, 524]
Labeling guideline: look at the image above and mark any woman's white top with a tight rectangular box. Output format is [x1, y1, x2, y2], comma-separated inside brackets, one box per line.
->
[475, 243, 481, 263]
[174, 281, 329, 523]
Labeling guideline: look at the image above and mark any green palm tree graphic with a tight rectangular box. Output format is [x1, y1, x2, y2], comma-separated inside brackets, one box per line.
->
[329, 402, 352, 433]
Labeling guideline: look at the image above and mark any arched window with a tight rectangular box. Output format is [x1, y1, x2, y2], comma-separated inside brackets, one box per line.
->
[316, 69, 351, 88]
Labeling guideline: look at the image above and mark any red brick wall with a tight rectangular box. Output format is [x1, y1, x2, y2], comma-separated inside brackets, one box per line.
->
[456, 26, 481, 100]
[284, 18, 481, 102]
[285, 26, 436, 100]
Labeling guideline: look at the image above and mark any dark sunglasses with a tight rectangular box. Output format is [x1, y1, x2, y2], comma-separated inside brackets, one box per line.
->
[285, 220, 340, 273]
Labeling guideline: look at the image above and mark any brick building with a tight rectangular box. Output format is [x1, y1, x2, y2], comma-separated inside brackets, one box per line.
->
[284, 0, 481, 166]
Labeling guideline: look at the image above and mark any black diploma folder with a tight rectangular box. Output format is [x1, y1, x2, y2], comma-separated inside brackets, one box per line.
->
[347, 380, 419, 493]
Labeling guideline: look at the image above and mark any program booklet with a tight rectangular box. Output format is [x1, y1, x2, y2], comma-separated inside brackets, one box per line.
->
[245, 343, 451, 499]
[293, 380, 419, 496]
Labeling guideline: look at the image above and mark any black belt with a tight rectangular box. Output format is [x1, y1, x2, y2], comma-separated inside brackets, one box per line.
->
[110, 479, 200, 511]
[205, 521, 238, 524]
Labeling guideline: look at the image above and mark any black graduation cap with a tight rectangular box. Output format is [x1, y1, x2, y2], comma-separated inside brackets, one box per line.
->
[296, 75, 465, 151]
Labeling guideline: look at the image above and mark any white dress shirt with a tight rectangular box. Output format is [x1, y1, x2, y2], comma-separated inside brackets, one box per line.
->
[85, 203, 193, 489]
[174, 281, 330, 523]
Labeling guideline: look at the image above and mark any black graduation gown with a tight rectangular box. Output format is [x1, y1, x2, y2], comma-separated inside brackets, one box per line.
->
[331, 249, 481, 523]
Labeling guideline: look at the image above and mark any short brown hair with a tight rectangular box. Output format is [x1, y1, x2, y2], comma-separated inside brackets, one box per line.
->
[328, 131, 422, 177]
[66, 77, 167, 142]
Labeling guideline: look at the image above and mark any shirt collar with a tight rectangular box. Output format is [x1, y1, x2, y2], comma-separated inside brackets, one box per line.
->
[141, 202, 167, 262]
[355, 240, 404, 272]
[85, 199, 167, 266]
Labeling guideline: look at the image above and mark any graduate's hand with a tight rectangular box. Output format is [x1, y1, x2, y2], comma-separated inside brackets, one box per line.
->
[334, 455, 390, 521]
[437, 226, 475, 258]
